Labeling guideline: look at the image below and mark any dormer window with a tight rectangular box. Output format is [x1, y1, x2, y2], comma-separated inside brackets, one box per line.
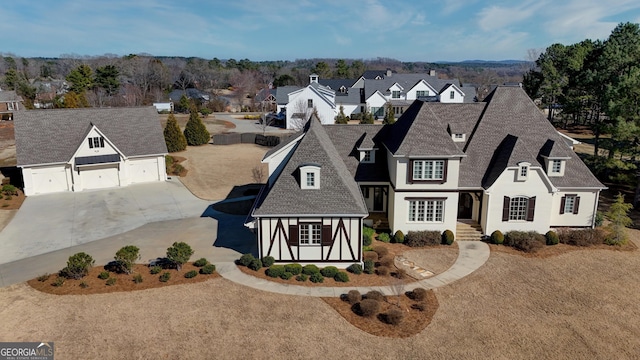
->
[360, 149, 375, 163]
[516, 162, 530, 181]
[548, 159, 565, 177]
[452, 133, 465, 142]
[300, 163, 321, 189]
[392, 91, 400, 99]
[450, 90, 455, 99]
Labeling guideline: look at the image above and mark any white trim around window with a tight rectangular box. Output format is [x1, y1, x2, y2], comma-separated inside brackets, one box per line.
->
[412, 160, 445, 181]
[299, 223, 321, 245]
[408, 199, 444, 222]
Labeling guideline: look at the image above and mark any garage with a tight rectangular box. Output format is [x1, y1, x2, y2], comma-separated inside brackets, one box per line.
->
[30, 167, 69, 194]
[79, 165, 120, 190]
[129, 158, 160, 184]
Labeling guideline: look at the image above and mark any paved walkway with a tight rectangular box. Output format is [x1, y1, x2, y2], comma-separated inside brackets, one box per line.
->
[213, 241, 490, 297]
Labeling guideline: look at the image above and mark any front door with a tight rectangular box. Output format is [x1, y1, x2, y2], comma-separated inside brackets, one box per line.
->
[458, 193, 473, 219]
[373, 187, 384, 211]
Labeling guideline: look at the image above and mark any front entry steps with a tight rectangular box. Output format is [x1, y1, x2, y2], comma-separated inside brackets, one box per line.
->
[456, 220, 484, 241]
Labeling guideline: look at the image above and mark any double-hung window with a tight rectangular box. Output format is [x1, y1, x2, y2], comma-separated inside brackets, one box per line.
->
[392, 90, 400, 99]
[412, 160, 445, 181]
[408, 199, 444, 222]
[299, 224, 321, 245]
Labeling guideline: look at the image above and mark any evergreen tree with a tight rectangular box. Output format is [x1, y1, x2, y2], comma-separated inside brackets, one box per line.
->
[164, 113, 187, 152]
[605, 193, 633, 245]
[183, 109, 210, 146]
[383, 102, 396, 125]
[63, 91, 80, 108]
[335, 105, 349, 124]
[360, 108, 374, 124]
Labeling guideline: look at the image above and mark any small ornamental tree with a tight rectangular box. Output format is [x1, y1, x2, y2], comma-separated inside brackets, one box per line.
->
[360, 108, 374, 124]
[183, 109, 211, 146]
[114, 245, 140, 274]
[383, 102, 396, 125]
[166, 242, 194, 271]
[335, 105, 349, 124]
[605, 193, 633, 245]
[61, 252, 95, 279]
[164, 113, 187, 152]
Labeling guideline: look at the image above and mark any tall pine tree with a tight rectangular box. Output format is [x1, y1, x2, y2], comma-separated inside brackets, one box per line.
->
[164, 113, 187, 152]
[183, 109, 210, 146]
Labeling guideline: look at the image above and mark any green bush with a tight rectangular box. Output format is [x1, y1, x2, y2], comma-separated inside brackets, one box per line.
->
[504, 231, 545, 253]
[296, 274, 308, 282]
[79, 281, 89, 288]
[284, 263, 302, 275]
[364, 259, 375, 274]
[164, 113, 187, 152]
[166, 242, 194, 271]
[266, 265, 285, 278]
[357, 299, 380, 317]
[363, 226, 374, 246]
[193, 258, 209, 267]
[405, 231, 441, 247]
[334, 271, 349, 282]
[595, 211, 604, 227]
[280, 272, 293, 280]
[52, 277, 65, 287]
[302, 264, 320, 275]
[159, 272, 171, 282]
[491, 230, 504, 245]
[61, 252, 95, 279]
[442, 230, 455, 245]
[184, 270, 198, 278]
[98, 271, 110, 280]
[200, 264, 216, 275]
[37, 274, 50, 282]
[377, 233, 391, 243]
[346, 290, 361, 304]
[183, 110, 211, 146]
[393, 230, 405, 244]
[346, 263, 363, 274]
[320, 266, 339, 278]
[133, 274, 143, 283]
[114, 245, 140, 274]
[545, 230, 559, 245]
[261, 256, 275, 267]
[1, 184, 17, 196]
[150, 266, 162, 274]
[106, 277, 117, 286]
[238, 253, 256, 267]
[248, 259, 263, 271]
[309, 272, 324, 283]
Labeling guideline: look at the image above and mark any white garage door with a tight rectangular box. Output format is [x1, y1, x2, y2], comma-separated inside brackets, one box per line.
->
[80, 166, 120, 190]
[129, 158, 160, 184]
[31, 167, 69, 194]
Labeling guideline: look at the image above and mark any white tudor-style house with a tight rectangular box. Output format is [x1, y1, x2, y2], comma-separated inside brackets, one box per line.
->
[247, 86, 605, 267]
[15, 107, 168, 196]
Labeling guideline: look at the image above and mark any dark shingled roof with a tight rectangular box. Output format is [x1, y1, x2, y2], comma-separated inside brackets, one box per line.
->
[15, 107, 167, 166]
[324, 125, 389, 182]
[0, 90, 23, 102]
[253, 118, 368, 216]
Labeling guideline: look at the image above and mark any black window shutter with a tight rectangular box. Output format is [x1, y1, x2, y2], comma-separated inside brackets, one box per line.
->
[288, 224, 298, 246]
[408, 160, 414, 184]
[88, 138, 93, 148]
[560, 196, 566, 214]
[100, 137, 105, 147]
[526, 197, 536, 222]
[322, 225, 333, 246]
[573, 197, 580, 214]
[502, 196, 510, 221]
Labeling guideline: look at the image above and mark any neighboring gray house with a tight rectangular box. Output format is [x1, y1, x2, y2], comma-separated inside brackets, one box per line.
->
[0, 90, 23, 120]
[248, 86, 604, 267]
[15, 107, 168, 196]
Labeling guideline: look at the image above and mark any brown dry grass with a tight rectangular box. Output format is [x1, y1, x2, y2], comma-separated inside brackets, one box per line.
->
[159, 113, 235, 134]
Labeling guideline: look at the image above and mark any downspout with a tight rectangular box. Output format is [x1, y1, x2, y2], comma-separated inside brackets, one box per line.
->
[592, 190, 601, 229]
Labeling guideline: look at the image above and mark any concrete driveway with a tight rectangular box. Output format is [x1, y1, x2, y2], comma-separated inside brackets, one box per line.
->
[0, 178, 210, 264]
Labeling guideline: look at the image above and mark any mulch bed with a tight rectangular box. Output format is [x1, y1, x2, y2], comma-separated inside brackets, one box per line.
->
[27, 263, 219, 295]
[322, 289, 439, 338]
[488, 240, 637, 258]
[166, 155, 188, 177]
[0, 189, 25, 210]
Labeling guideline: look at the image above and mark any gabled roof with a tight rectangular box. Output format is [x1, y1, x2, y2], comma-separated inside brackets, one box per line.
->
[275, 86, 301, 104]
[481, 135, 538, 187]
[168, 88, 210, 102]
[363, 74, 457, 100]
[253, 117, 367, 216]
[324, 125, 389, 183]
[0, 90, 23, 102]
[318, 79, 357, 93]
[15, 107, 167, 166]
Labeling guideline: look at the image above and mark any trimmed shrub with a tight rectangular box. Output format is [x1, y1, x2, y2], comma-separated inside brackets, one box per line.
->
[284, 263, 302, 275]
[193, 258, 209, 267]
[334, 271, 349, 282]
[377, 233, 391, 243]
[98, 271, 110, 280]
[52, 277, 65, 287]
[377, 256, 394, 268]
[393, 268, 407, 279]
[261, 256, 275, 267]
[363, 226, 375, 246]
[159, 272, 171, 282]
[381, 308, 404, 325]
[248, 259, 263, 271]
[296, 274, 308, 282]
[373, 246, 389, 257]
[412, 302, 428, 311]
[442, 230, 455, 245]
[302, 264, 320, 275]
[114, 245, 140, 274]
[183, 110, 211, 146]
[393, 230, 405, 244]
[364, 259, 375, 274]
[280, 272, 293, 280]
[357, 299, 380, 317]
[545, 230, 559, 245]
[504, 231, 545, 253]
[491, 230, 504, 245]
[377, 266, 390, 276]
[61, 252, 95, 279]
[365, 290, 385, 302]
[309, 272, 324, 283]
[346, 263, 363, 275]
[164, 113, 187, 152]
[185, 270, 198, 278]
[405, 231, 441, 247]
[166, 242, 194, 271]
[266, 265, 285, 278]
[37, 274, 50, 282]
[150, 266, 162, 275]
[238, 253, 256, 267]
[410, 288, 428, 301]
[320, 266, 339, 278]
[200, 264, 216, 275]
[346, 290, 362, 304]
[106, 277, 117, 286]
[558, 228, 605, 247]
[363, 251, 379, 262]
[133, 274, 143, 283]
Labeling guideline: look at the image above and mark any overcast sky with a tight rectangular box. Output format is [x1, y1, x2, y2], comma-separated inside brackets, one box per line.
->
[2, 0, 640, 62]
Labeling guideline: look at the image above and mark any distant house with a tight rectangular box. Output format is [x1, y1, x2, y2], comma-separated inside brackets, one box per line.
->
[0, 90, 23, 120]
[15, 107, 168, 196]
[153, 102, 173, 113]
[276, 74, 337, 129]
[168, 88, 211, 103]
[247, 86, 605, 267]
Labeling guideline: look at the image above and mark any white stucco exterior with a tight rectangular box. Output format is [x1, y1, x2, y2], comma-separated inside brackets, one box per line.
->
[285, 86, 336, 129]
